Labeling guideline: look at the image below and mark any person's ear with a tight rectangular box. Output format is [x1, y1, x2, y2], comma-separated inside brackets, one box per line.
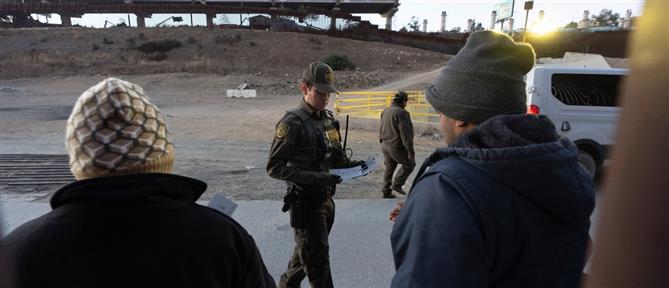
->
[299, 82, 308, 95]
[455, 120, 469, 128]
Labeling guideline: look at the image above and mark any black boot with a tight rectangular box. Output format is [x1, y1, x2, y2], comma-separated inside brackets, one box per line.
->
[383, 191, 396, 199]
[391, 185, 407, 195]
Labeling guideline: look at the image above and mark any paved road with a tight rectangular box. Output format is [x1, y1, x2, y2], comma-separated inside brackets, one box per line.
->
[1, 198, 400, 288]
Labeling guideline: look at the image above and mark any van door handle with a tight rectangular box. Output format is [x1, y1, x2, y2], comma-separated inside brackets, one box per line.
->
[561, 121, 571, 131]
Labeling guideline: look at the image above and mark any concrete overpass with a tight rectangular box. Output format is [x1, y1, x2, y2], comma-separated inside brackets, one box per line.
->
[2, 0, 399, 29]
[130, 0, 399, 14]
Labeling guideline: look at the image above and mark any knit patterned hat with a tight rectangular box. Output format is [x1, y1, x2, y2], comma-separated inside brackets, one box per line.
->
[65, 78, 175, 180]
[426, 30, 536, 124]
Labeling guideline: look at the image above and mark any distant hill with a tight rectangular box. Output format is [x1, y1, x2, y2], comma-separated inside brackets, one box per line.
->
[0, 27, 449, 83]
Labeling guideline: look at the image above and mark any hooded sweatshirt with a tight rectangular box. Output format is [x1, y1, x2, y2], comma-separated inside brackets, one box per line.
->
[391, 114, 595, 288]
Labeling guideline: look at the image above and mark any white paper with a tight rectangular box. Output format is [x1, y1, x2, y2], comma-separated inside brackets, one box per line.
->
[329, 155, 378, 182]
[207, 192, 238, 216]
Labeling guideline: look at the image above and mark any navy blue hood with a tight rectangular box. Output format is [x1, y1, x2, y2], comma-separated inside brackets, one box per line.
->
[417, 114, 594, 224]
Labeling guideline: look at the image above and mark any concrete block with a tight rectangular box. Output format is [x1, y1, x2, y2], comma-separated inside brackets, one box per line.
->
[226, 89, 257, 98]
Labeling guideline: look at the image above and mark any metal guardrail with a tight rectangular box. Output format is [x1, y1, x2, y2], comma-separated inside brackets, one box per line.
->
[334, 91, 439, 124]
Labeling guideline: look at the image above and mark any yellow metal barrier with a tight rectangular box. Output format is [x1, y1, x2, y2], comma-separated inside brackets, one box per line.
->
[334, 91, 440, 124]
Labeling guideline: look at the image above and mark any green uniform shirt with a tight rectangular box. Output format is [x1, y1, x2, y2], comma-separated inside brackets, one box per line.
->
[267, 100, 349, 195]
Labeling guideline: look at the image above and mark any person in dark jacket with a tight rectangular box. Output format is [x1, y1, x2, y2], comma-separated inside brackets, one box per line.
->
[267, 62, 365, 288]
[2, 78, 275, 288]
[379, 91, 415, 198]
[390, 31, 595, 288]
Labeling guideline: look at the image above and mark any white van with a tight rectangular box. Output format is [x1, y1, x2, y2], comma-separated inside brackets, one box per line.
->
[525, 65, 628, 178]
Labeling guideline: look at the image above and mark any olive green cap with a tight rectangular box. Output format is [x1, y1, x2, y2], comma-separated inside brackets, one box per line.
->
[303, 62, 339, 94]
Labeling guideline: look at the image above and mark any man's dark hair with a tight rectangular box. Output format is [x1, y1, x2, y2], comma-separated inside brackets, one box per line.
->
[393, 91, 409, 104]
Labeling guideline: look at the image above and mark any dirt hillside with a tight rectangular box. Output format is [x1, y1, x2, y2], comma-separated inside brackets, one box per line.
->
[0, 27, 450, 92]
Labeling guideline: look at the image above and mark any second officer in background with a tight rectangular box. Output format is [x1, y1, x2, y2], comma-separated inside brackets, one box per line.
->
[379, 91, 415, 198]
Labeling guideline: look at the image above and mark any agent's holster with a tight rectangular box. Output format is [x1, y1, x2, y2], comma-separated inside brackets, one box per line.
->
[283, 185, 307, 229]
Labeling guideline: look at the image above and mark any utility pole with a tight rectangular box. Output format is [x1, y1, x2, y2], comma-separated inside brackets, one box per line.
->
[522, 1, 534, 42]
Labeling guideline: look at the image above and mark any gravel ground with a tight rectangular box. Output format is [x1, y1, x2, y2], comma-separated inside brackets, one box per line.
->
[0, 73, 444, 201]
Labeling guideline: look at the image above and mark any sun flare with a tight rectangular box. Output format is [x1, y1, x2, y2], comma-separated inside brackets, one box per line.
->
[530, 19, 559, 35]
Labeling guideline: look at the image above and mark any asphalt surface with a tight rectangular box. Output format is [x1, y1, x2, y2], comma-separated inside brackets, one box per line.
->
[1, 198, 400, 288]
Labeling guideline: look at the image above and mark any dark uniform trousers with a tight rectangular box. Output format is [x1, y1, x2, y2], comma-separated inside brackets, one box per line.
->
[279, 196, 335, 288]
[382, 144, 416, 193]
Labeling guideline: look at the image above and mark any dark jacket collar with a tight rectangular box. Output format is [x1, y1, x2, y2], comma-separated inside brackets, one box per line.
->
[454, 114, 559, 149]
[416, 114, 562, 177]
[299, 98, 324, 119]
[391, 102, 404, 109]
[50, 173, 207, 209]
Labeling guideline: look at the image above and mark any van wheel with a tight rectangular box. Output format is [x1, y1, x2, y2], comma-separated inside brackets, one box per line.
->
[578, 151, 597, 179]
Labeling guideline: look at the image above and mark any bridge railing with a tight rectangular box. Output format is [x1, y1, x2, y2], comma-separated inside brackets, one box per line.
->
[334, 91, 439, 124]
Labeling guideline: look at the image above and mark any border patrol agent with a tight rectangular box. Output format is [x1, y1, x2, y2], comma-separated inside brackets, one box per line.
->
[267, 62, 364, 288]
[379, 91, 416, 198]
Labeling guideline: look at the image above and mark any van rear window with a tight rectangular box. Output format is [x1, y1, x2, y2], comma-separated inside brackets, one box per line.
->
[551, 73, 623, 107]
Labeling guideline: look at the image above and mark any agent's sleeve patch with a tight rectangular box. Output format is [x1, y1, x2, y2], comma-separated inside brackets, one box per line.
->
[275, 123, 289, 139]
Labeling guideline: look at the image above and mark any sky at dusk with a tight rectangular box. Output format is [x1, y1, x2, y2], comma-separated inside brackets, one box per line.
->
[361, 0, 644, 31]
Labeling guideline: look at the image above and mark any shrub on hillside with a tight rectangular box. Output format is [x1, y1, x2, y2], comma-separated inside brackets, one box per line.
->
[126, 37, 137, 47]
[307, 36, 322, 45]
[215, 33, 242, 45]
[323, 54, 356, 71]
[136, 39, 182, 54]
[146, 52, 168, 61]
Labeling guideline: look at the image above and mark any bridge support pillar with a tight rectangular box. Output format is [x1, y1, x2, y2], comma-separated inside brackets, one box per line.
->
[206, 13, 215, 28]
[330, 1, 341, 31]
[60, 14, 81, 27]
[135, 13, 150, 28]
[381, 7, 398, 30]
[61, 15, 72, 27]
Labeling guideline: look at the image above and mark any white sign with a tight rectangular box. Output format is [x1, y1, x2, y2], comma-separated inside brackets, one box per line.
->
[494, 0, 515, 21]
